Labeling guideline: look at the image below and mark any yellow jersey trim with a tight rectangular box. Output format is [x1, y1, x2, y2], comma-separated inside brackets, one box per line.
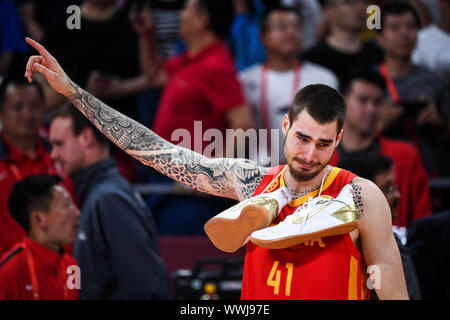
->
[280, 166, 342, 207]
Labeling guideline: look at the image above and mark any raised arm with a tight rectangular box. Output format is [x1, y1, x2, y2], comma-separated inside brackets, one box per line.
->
[24, 38, 267, 201]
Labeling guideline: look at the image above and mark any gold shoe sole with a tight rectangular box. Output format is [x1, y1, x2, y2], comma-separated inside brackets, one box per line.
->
[204, 204, 270, 253]
[250, 220, 359, 250]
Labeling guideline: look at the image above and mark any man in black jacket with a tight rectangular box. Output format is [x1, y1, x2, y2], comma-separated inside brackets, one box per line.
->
[407, 210, 450, 300]
[48, 103, 168, 299]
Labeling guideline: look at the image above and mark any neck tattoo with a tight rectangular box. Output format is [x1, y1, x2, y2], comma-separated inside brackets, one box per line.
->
[285, 166, 332, 199]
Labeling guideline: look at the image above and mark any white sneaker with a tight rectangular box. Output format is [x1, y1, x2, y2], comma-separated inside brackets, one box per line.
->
[204, 187, 292, 252]
[250, 184, 359, 249]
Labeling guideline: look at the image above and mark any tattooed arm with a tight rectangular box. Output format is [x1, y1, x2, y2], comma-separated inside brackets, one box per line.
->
[24, 37, 267, 201]
[352, 177, 409, 299]
[69, 79, 267, 200]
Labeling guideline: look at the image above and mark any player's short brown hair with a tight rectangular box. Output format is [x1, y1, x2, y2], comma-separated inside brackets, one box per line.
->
[288, 84, 347, 134]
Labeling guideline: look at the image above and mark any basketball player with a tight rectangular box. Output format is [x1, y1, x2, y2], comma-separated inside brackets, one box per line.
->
[24, 37, 408, 300]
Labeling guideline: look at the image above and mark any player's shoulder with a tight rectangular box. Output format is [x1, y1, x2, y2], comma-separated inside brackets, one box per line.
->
[350, 176, 385, 201]
[350, 177, 392, 227]
[351, 175, 379, 189]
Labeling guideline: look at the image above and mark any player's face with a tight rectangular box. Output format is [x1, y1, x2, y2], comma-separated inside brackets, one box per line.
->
[282, 110, 342, 182]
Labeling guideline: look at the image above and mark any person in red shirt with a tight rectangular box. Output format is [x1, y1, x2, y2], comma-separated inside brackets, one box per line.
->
[330, 70, 432, 229]
[130, 0, 254, 155]
[129, 0, 255, 235]
[0, 77, 71, 257]
[0, 174, 80, 300]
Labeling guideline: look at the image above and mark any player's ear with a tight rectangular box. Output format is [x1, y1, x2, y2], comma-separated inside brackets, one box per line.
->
[335, 128, 343, 148]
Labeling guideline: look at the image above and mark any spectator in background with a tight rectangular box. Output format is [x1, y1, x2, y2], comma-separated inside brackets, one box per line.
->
[142, 0, 185, 59]
[41, 0, 155, 182]
[376, 1, 450, 177]
[286, 0, 322, 52]
[418, 0, 442, 24]
[16, 0, 83, 43]
[49, 104, 168, 299]
[330, 70, 432, 231]
[230, 0, 267, 71]
[412, 0, 450, 89]
[42, 0, 148, 117]
[239, 5, 338, 166]
[303, 0, 384, 85]
[123, 0, 185, 184]
[0, 0, 29, 81]
[338, 154, 421, 300]
[0, 77, 74, 258]
[230, 0, 322, 71]
[124, 0, 184, 144]
[129, 0, 253, 235]
[0, 174, 79, 300]
[131, 0, 254, 153]
[407, 209, 450, 299]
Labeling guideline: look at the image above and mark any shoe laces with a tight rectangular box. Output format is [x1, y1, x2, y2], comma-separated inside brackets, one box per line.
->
[292, 196, 318, 230]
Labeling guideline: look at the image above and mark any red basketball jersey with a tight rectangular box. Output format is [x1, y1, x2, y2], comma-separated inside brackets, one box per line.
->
[241, 165, 369, 300]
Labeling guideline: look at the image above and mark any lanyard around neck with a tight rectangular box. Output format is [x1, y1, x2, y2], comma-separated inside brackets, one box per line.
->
[22, 242, 40, 300]
[378, 63, 401, 103]
[22, 242, 71, 300]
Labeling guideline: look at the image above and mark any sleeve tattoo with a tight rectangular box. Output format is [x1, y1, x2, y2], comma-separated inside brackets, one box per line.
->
[66, 79, 267, 200]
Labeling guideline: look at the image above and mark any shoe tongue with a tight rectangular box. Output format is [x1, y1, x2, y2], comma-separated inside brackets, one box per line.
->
[294, 197, 315, 217]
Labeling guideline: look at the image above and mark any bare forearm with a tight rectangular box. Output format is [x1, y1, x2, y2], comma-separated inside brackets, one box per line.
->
[65, 79, 266, 199]
[374, 262, 409, 300]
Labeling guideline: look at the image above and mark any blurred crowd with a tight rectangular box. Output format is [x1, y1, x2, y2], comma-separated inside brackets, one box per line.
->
[0, 0, 449, 299]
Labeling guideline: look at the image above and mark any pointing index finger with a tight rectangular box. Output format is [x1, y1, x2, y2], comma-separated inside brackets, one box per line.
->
[25, 37, 53, 60]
